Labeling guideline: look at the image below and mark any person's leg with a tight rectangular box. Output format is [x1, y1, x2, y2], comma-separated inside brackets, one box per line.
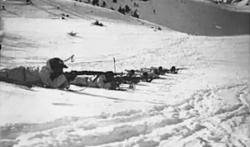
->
[0, 68, 9, 78]
[0, 67, 33, 87]
[25, 67, 40, 82]
[4, 66, 26, 82]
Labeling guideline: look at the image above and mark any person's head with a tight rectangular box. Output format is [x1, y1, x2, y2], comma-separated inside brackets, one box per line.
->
[158, 66, 163, 72]
[48, 57, 68, 74]
[170, 66, 176, 73]
[127, 70, 135, 77]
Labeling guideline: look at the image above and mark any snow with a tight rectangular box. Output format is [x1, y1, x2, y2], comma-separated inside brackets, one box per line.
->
[0, 0, 250, 147]
[76, 0, 250, 35]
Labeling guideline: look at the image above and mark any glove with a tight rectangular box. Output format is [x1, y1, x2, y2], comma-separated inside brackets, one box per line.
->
[64, 71, 77, 82]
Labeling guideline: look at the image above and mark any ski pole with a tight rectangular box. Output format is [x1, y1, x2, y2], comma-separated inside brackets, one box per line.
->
[64, 54, 75, 63]
[113, 57, 116, 73]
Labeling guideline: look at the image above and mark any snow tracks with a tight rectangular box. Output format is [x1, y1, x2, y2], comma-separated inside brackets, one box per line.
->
[0, 83, 249, 147]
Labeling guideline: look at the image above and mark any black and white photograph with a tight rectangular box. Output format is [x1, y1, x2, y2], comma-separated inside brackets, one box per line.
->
[0, 0, 249, 146]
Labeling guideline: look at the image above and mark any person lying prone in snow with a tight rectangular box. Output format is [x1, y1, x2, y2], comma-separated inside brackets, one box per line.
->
[0, 58, 115, 89]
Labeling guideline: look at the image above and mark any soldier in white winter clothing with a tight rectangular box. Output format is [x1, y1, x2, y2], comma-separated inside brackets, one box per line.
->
[0, 57, 114, 89]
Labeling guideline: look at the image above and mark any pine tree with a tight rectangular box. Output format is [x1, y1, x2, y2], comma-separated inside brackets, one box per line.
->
[132, 10, 139, 18]
[92, 0, 99, 6]
[125, 5, 131, 13]
[101, 1, 106, 7]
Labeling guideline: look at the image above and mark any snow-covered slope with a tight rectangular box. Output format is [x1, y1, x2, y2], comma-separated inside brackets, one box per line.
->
[0, 0, 249, 147]
[72, 0, 250, 36]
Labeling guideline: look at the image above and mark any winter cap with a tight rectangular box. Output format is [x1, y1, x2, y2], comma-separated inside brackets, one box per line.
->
[49, 57, 68, 69]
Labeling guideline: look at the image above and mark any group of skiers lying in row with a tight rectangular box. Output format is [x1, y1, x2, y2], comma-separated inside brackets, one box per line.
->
[0, 57, 180, 90]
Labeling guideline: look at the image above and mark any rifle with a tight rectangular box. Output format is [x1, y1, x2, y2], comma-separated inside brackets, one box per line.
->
[112, 75, 142, 84]
[160, 66, 188, 74]
[65, 70, 123, 76]
[0, 76, 33, 88]
[64, 70, 142, 85]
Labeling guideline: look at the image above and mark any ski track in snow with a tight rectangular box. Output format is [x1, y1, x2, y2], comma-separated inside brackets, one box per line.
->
[0, 83, 249, 147]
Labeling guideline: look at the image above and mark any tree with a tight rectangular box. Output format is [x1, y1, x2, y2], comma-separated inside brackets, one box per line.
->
[92, 20, 104, 27]
[124, 5, 131, 13]
[118, 6, 125, 14]
[92, 0, 99, 6]
[26, 0, 32, 5]
[134, 2, 139, 7]
[132, 10, 139, 18]
[101, 1, 106, 7]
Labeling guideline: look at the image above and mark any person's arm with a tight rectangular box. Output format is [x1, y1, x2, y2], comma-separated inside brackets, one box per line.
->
[50, 74, 69, 89]
[39, 67, 69, 89]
